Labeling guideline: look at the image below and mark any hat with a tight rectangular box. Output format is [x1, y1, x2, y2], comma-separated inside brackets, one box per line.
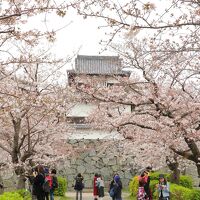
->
[159, 174, 165, 179]
[114, 175, 120, 182]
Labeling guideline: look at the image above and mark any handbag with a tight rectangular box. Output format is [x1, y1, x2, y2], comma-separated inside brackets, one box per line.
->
[109, 187, 116, 197]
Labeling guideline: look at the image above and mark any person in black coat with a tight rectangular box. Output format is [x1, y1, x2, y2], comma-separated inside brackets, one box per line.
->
[109, 174, 118, 200]
[113, 175, 122, 200]
[33, 165, 45, 200]
[74, 173, 84, 200]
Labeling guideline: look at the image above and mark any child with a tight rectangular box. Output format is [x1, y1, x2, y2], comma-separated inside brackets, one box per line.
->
[156, 174, 170, 200]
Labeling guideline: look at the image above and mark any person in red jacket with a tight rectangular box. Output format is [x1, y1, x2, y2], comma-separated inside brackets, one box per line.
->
[44, 168, 52, 200]
[93, 173, 99, 200]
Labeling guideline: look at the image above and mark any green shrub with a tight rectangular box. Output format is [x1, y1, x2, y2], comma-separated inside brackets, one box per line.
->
[141, 172, 192, 188]
[179, 175, 193, 189]
[0, 189, 31, 200]
[15, 189, 31, 200]
[54, 176, 67, 196]
[129, 173, 199, 200]
[170, 184, 195, 200]
[0, 192, 23, 200]
[148, 172, 169, 181]
[150, 180, 159, 199]
[129, 176, 138, 197]
[192, 189, 200, 200]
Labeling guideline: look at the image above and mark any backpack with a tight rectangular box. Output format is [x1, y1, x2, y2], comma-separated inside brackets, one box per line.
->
[74, 177, 84, 190]
[42, 179, 50, 193]
[52, 176, 58, 189]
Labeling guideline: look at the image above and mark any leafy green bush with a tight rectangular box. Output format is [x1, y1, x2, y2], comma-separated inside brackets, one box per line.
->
[148, 172, 169, 181]
[192, 189, 200, 200]
[179, 175, 193, 189]
[129, 176, 138, 197]
[170, 184, 198, 200]
[54, 176, 67, 196]
[0, 189, 31, 200]
[15, 189, 31, 200]
[129, 172, 199, 200]
[135, 172, 192, 188]
[0, 192, 23, 200]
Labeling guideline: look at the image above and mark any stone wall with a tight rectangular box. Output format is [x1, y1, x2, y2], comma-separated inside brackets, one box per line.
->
[57, 139, 136, 189]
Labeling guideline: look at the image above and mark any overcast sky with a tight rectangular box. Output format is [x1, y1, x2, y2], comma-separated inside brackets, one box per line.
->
[34, 9, 113, 59]
[23, 0, 172, 69]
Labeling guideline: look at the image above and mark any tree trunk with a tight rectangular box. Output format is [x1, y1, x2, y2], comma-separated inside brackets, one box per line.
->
[196, 163, 200, 187]
[15, 166, 26, 189]
[166, 155, 180, 184]
[196, 163, 200, 177]
[170, 167, 180, 184]
[17, 174, 26, 189]
[170, 138, 200, 185]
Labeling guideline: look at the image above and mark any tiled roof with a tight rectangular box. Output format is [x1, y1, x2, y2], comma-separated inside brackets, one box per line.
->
[74, 55, 125, 75]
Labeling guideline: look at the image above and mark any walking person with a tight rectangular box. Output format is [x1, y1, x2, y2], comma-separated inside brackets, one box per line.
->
[97, 174, 104, 200]
[93, 173, 99, 200]
[108, 175, 116, 200]
[50, 169, 58, 200]
[74, 173, 84, 200]
[113, 175, 122, 200]
[156, 174, 170, 200]
[33, 165, 45, 200]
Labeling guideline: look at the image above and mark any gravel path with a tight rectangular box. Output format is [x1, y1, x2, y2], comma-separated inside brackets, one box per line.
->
[66, 192, 129, 200]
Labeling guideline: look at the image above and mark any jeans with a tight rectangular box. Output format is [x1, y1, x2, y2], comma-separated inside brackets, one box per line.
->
[50, 190, 54, 200]
[76, 190, 82, 200]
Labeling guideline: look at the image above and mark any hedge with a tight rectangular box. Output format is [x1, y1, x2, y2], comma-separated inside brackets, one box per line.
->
[54, 176, 67, 196]
[0, 191, 23, 200]
[15, 189, 31, 200]
[144, 172, 193, 188]
[179, 175, 193, 189]
[0, 189, 31, 200]
[129, 172, 199, 200]
[169, 184, 200, 200]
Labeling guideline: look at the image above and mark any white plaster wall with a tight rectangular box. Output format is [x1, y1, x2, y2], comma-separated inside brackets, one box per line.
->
[67, 103, 97, 117]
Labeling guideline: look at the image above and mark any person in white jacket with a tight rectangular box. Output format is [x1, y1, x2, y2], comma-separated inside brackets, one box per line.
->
[97, 174, 104, 200]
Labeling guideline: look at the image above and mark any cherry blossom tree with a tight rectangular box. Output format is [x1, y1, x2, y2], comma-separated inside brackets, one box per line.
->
[73, 0, 200, 180]
[0, 0, 79, 188]
[0, 0, 78, 80]
[0, 54, 74, 188]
